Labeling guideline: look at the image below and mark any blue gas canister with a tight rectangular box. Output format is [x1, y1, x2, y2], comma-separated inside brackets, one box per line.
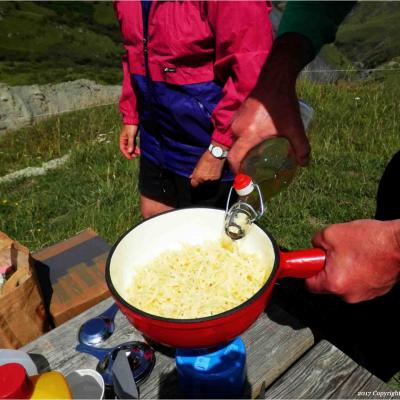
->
[175, 337, 246, 399]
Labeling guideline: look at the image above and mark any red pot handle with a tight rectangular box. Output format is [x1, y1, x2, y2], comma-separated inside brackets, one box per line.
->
[278, 248, 326, 279]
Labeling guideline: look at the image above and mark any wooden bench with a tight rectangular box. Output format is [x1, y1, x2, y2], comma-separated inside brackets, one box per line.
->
[265, 340, 392, 399]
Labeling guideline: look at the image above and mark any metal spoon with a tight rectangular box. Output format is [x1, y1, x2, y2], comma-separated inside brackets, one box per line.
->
[75, 342, 155, 389]
[78, 303, 119, 346]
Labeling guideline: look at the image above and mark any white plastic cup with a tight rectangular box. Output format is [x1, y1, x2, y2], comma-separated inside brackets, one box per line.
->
[66, 369, 105, 400]
[0, 349, 38, 376]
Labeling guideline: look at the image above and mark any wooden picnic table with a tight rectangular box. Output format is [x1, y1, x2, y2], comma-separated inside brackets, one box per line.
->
[21, 232, 396, 399]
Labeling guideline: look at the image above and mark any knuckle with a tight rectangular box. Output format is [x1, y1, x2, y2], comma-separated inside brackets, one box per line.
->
[321, 224, 337, 245]
[243, 123, 259, 138]
[232, 121, 255, 138]
[326, 274, 347, 296]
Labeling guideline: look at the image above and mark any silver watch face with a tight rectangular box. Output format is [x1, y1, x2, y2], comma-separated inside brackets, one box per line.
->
[212, 146, 224, 158]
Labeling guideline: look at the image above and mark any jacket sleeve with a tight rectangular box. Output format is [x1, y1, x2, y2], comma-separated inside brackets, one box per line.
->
[278, 1, 356, 56]
[206, 1, 274, 148]
[114, 1, 139, 125]
[120, 54, 140, 125]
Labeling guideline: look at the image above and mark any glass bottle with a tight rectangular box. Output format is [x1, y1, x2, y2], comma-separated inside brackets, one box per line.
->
[224, 100, 314, 240]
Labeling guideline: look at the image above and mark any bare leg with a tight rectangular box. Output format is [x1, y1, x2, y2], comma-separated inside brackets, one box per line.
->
[140, 194, 174, 219]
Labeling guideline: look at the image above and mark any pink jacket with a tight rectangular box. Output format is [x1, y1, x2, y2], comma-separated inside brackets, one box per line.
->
[114, 1, 273, 149]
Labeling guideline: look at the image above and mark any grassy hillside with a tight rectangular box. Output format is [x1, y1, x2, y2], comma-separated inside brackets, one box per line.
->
[0, 1, 123, 85]
[276, 1, 400, 71]
[314, 1, 400, 71]
[335, 2, 400, 68]
[1, 1, 400, 86]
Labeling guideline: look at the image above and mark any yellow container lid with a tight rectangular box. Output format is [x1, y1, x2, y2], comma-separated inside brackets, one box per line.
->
[30, 371, 72, 399]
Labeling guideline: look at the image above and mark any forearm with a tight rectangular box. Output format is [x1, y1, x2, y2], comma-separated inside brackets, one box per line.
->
[252, 33, 314, 100]
[113, 3, 139, 125]
[227, 1, 355, 172]
[228, 33, 314, 170]
[252, 0, 357, 97]
[248, 33, 314, 151]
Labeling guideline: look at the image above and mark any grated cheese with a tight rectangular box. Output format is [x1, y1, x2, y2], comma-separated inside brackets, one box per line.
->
[126, 238, 272, 319]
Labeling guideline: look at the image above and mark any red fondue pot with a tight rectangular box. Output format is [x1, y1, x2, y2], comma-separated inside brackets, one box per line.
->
[106, 208, 325, 348]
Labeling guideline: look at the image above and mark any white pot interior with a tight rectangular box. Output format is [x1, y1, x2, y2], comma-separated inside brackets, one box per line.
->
[109, 208, 275, 300]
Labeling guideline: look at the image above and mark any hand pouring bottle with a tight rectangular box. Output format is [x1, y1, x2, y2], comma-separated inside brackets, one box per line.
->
[225, 100, 314, 240]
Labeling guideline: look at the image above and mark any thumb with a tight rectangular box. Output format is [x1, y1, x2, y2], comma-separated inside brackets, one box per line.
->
[311, 229, 326, 249]
[286, 128, 310, 167]
[190, 177, 199, 188]
[190, 172, 200, 187]
[306, 230, 329, 293]
[127, 132, 134, 153]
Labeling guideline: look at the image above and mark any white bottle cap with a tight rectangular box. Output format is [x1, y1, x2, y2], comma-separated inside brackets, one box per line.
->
[233, 174, 254, 196]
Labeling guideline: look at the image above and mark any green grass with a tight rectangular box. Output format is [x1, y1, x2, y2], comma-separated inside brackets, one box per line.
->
[0, 104, 141, 250]
[1, 76, 400, 253]
[0, 1, 123, 85]
[0, 105, 121, 177]
[0, 60, 122, 86]
[334, 2, 400, 68]
[276, 2, 400, 70]
[319, 44, 354, 70]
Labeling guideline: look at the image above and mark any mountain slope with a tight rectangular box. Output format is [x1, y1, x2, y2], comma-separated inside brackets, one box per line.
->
[335, 1, 400, 68]
[0, 1, 123, 85]
[1, 1, 399, 86]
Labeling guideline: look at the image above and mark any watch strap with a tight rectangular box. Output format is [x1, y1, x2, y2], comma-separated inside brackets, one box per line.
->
[208, 144, 228, 159]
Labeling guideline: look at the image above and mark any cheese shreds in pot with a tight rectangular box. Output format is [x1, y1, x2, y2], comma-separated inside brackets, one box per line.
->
[126, 239, 273, 319]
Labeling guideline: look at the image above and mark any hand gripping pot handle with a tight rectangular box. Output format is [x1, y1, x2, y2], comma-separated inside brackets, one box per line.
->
[279, 248, 326, 279]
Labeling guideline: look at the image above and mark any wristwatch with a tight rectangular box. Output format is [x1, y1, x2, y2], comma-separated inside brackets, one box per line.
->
[208, 144, 228, 159]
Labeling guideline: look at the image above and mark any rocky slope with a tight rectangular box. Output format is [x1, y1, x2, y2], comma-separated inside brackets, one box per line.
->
[0, 79, 120, 133]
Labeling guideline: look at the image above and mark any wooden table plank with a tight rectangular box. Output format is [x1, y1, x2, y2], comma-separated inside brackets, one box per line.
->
[21, 298, 315, 399]
[264, 340, 396, 399]
[21, 298, 137, 374]
[244, 305, 315, 398]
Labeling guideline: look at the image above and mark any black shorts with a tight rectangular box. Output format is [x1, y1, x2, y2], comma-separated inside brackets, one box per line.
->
[138, 156, 236, 209]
